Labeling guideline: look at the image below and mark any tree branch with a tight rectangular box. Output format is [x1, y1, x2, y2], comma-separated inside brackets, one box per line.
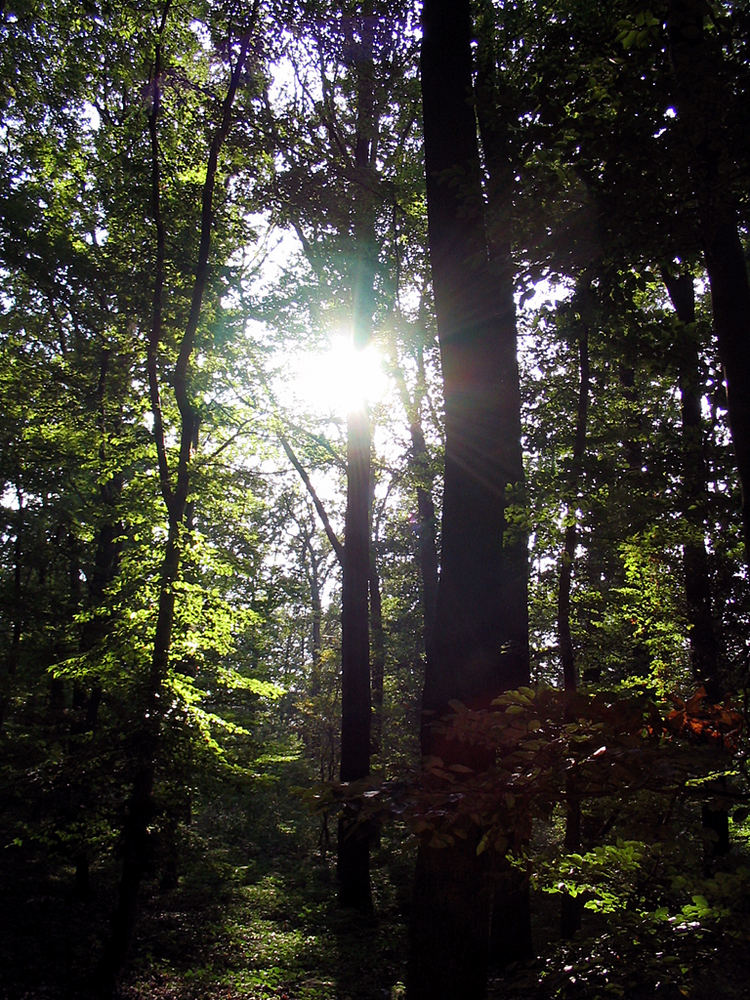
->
[173, 20, 255, 508]
[277, 429, 344, 566]
[146, 4, 175, 514]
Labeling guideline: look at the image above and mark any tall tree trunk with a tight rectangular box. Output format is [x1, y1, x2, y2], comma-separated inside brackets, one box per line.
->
[338, 404, 373, 910]
[302, 528, 332, 858]
[76, 349, 125, 735]
[662, 265, 728, 858]
[409, 1, 529, 995]
[96, 16, 253, 990]
[661, 267, 722, 694]
[556, 292, 590, 939]
[337, 0, 376, 913]
[668, 0, 750, 565]
[474, 0, 533, 967]
[389, 329, 439, 652]
[302, 528, 323, 680]
[411, 417, 439, 652]
[70, 352, 126, 896]
[1, 487, 23, 732]
[369, 527, 385, 757]
[557, 314, 590, 694]
[98, 527, 181, 990]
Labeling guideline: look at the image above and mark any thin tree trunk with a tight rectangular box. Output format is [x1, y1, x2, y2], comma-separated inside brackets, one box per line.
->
[77, 349, 126, 732]
[390, 333, 439, 652]
[279, 433, 345, 565]
[303, 529, 324, 678]
[557, 315, 590, 693]
[369, 529, 385, 757]
[556, 293, 590, 939]
[1, 487, 23, 732]
[618, 363, 646, 519]
[8, 498, 22, 680]
[302, 529, 332, 859]
[411, 418, 439, 651]
[72, 481, 124, 894]
[98, 528, 180, 990]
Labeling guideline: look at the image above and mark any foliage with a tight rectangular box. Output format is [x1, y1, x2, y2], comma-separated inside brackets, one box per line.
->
[2, 0, 750, 995]
[314, 680, 749, 988]
[315, 685, 743, 832]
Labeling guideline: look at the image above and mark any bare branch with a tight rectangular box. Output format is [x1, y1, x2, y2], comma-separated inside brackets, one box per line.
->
[278, 429, 345, 566]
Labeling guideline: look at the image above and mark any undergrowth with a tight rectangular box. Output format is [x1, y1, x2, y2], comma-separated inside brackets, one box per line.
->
[3, 754, 750, 999]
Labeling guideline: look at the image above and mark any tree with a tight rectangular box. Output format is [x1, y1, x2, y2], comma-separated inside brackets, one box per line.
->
[259, 0, 424, 912]
[408, 0, 529, 995]
[667, 0, 750, 565]
[5, 2, 750, 996]
[337, 2, 378, 913]
[85, 2, 261, 987]
[662, 267, 723, 693]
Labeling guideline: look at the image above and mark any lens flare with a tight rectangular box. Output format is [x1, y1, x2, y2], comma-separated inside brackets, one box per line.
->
[289, 334, 387, 416]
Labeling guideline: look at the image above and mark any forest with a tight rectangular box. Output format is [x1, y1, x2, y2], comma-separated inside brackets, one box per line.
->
[2, 0, 750, 997]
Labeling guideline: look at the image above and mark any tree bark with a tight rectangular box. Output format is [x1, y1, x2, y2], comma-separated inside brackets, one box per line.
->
[409, 0, 529, 995]
[661, 267, 722, 695]
[556, 292, 590, 939]
[302, 527, 324, 677]
[667, 0, 750, 565]
[337, 0, 376, 913]
[1, 487, 23, 732]
[557, 316, 590, 695]
[301, 526, 333, 858]
[338, 404, 373, 911]
[76, 348, 126, 735]
[475, 0, 533, 967]
[369, 520, 385, 757]
[70, 351, 126, 896]
[662, 265, 728, 859]
[390, 335, 439, 652]
[410, 416, 439, 652]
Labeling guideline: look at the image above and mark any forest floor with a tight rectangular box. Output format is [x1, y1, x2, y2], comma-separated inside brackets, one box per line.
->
[3, 764, 750, 1000]
[0, 785, 412, 1000]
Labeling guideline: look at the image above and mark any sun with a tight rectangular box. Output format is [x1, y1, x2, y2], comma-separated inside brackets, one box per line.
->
[288, 334, 388, 417]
